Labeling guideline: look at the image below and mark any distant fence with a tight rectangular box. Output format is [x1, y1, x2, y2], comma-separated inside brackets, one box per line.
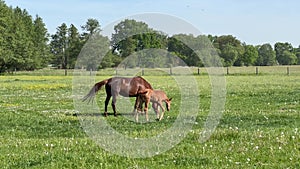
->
[9, 65, 300, 76]
[110, 66, 300, 76]
[219, 66, 300, 76]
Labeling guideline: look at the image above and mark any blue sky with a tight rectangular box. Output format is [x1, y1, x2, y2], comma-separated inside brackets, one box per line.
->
[5, 0, 300, 47]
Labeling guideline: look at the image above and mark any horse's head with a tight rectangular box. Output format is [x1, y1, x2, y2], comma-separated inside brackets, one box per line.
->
[165, 98, 172, 111]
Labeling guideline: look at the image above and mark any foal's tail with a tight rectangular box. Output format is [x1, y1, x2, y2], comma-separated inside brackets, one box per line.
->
[82, 79, 109, 103]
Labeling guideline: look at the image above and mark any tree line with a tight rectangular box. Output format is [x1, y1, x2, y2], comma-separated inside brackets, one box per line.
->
[1, 1, 300, 73]
[0, 1, 49, 73]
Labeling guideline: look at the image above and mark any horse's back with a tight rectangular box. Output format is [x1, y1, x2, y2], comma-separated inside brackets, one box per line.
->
[108, 76, 152, 97]
[151, 90, 168, 101]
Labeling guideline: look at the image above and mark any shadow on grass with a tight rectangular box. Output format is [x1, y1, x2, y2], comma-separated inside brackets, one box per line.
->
[72, 112, 135, 117]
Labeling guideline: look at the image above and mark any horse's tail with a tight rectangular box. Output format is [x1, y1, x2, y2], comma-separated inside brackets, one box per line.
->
[82, 79, 109, 103]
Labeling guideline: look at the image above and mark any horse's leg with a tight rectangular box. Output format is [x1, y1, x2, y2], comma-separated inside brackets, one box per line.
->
[138, 97, 144, 114]
[152, 103, 160, 120]
[133, 96, 140, 113]
[111, 94, 118, 116]
[104, 94, 111, 117]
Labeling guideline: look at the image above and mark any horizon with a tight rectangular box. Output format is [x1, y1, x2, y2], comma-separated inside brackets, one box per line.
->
[4, 0, 300, 47]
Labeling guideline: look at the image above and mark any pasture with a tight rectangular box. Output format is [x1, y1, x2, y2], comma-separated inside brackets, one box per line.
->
[0, 68, 299, 168]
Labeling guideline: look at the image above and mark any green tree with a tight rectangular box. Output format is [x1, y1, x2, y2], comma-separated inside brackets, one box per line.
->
[78, 19, 110, 70]
[0, 0, 13, 73]
[168, 34, 203, 67]
[81, 18, 101, 38]
[110, 19, 172, 68]
[0, 2, 50, 73]
[133, 31, 168, 67]
[111, 19, 151, 57]
[50, 23, 68, 68]
[207, 34, 218, 43]
[280, 50, 297, 65]
[99, 52, 122, 69]
[296, 46, 300, 64]
[32, 15, 50, 68]
[256, 43, 276, 66]
[275, 42, 296, 65]
[67, 24, 82, 68]
[242, 45, 258, 66]
[77, 33, 110, 70]
[9, 7, 36, 70]
[213, 35, 244, 66]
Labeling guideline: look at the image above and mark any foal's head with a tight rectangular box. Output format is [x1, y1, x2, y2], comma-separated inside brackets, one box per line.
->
[165, 98, 172, 111]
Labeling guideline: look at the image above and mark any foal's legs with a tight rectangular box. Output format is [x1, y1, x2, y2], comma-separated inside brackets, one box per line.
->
[134, 96, 141, 122]
[158, 101, 165, 121]
[152, 103, 160, 120]
[143, 96, 150, 122]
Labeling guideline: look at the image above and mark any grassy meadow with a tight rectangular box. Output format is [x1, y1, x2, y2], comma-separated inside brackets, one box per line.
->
[0, 67, 299, 168]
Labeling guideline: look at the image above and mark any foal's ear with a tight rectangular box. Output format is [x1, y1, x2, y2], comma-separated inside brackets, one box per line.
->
[168, 98, 172, 101]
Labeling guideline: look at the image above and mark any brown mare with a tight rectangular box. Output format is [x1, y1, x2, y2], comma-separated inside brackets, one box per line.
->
[135, 89, 172, 121]
[83, 76, 153, 119]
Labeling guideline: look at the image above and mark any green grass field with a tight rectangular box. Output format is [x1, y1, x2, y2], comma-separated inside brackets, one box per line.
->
[0, 69, 299, 168]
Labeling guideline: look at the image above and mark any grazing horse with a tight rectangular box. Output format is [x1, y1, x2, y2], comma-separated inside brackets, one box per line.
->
[83, 76, 153, 119]
[135, 89, 172, 121]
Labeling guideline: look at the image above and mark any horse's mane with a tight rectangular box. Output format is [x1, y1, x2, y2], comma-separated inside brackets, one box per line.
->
[135, 76, 153, 90]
